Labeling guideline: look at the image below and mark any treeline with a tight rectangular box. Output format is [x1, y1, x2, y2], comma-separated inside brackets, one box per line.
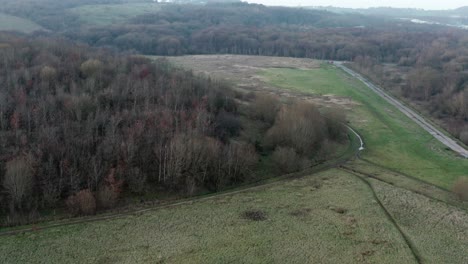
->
[0, 34, 347, 225]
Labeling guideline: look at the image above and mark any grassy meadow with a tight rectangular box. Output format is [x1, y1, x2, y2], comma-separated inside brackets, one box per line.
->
[262, 66, 468, 189]
[0, 170, 416, 263]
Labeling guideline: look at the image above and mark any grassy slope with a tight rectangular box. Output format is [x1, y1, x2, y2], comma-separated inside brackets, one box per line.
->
[0, 170, 415, 263]
[0, 13, 44, 33]
[262, 66, 468, 189]
[69, 3, 161, 26]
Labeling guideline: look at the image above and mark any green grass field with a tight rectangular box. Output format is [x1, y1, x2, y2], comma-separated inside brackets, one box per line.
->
[0, 170, 417, 263]
[0, 13, 44, 33]
[69, 3, 161, 26]
[262, 66, 468, 189]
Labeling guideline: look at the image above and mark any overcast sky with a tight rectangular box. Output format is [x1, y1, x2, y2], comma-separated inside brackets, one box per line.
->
[246, 0, 467, 10]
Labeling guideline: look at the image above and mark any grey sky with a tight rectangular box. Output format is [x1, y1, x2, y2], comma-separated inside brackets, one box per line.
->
[246, 0, 467, 10]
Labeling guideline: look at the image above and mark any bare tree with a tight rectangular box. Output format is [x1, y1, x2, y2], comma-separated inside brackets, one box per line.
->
[3, 155, 35, 211]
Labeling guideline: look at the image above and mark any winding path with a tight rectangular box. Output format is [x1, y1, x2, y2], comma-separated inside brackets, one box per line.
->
[335, 62, 468, 158]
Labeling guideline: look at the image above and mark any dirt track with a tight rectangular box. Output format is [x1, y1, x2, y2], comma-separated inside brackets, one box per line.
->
[335, 62, 468, 159]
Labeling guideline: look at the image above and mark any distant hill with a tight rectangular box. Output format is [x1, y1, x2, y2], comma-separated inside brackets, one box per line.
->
[0, 13, 45, 33]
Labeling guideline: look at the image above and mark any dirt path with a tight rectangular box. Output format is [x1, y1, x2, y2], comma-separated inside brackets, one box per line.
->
[335, 62, 468, 159]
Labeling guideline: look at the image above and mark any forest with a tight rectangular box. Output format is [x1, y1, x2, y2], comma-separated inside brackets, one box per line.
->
[0, 0, 463, 142]
[0, 33, 346, 225]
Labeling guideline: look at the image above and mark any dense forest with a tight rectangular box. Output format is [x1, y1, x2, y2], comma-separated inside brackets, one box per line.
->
[0, 33, 347, 225]
[2, 0, 463, 142]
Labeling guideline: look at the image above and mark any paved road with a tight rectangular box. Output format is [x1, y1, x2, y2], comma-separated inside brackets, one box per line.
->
[335, 62, 468, 159]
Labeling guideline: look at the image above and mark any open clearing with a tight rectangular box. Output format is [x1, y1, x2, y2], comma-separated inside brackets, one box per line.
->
[69, 3, 161, 25]
[0, 13, 44, 33]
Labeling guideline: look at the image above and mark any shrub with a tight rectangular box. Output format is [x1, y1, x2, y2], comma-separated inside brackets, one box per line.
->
[271, 147, 308, 173]
[214, 111, 242, 142]
[97, 186, 119, 209]
[323, 108, 347, 141]
[266, 101, 325, 155]
[242, 209, 267, 221]
[223, 142, 259, 184]
[66, 189, 96, 216]
[251, 93, 280, 125]
[452, 177, 468, 201]
[97, 168, 123, 209]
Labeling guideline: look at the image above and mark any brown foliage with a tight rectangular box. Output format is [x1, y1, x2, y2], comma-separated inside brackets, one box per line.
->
[271, 147, 308, 173]
[97, 169, 123, 209]
[266, 101, 325, 155]
[66, 189, 96, 216]
[251, 93, 280, 124]
[452, 177, 468, 201]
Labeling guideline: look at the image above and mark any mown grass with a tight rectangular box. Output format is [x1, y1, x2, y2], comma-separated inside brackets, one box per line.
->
[0, 13, 44, 33]
[262, 65, 468, 189]
[0, 170, 415, 263]
[69, 3, 161, 26]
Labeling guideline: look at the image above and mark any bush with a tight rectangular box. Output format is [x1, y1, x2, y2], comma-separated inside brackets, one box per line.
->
[223, 142, 259, 184]
[251, 93, 280, 125]
[66, 189, 96, 216]
[97, 186, 119, 209]
[452, 177, 468, 201]
[271, 147, 308, 173]
[242, 209, 267, 221]
[266, 101, 325, 155]
[97, 169, 123, 209]
[323, 108, 347, 141]
[214, 111, 242, 142]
